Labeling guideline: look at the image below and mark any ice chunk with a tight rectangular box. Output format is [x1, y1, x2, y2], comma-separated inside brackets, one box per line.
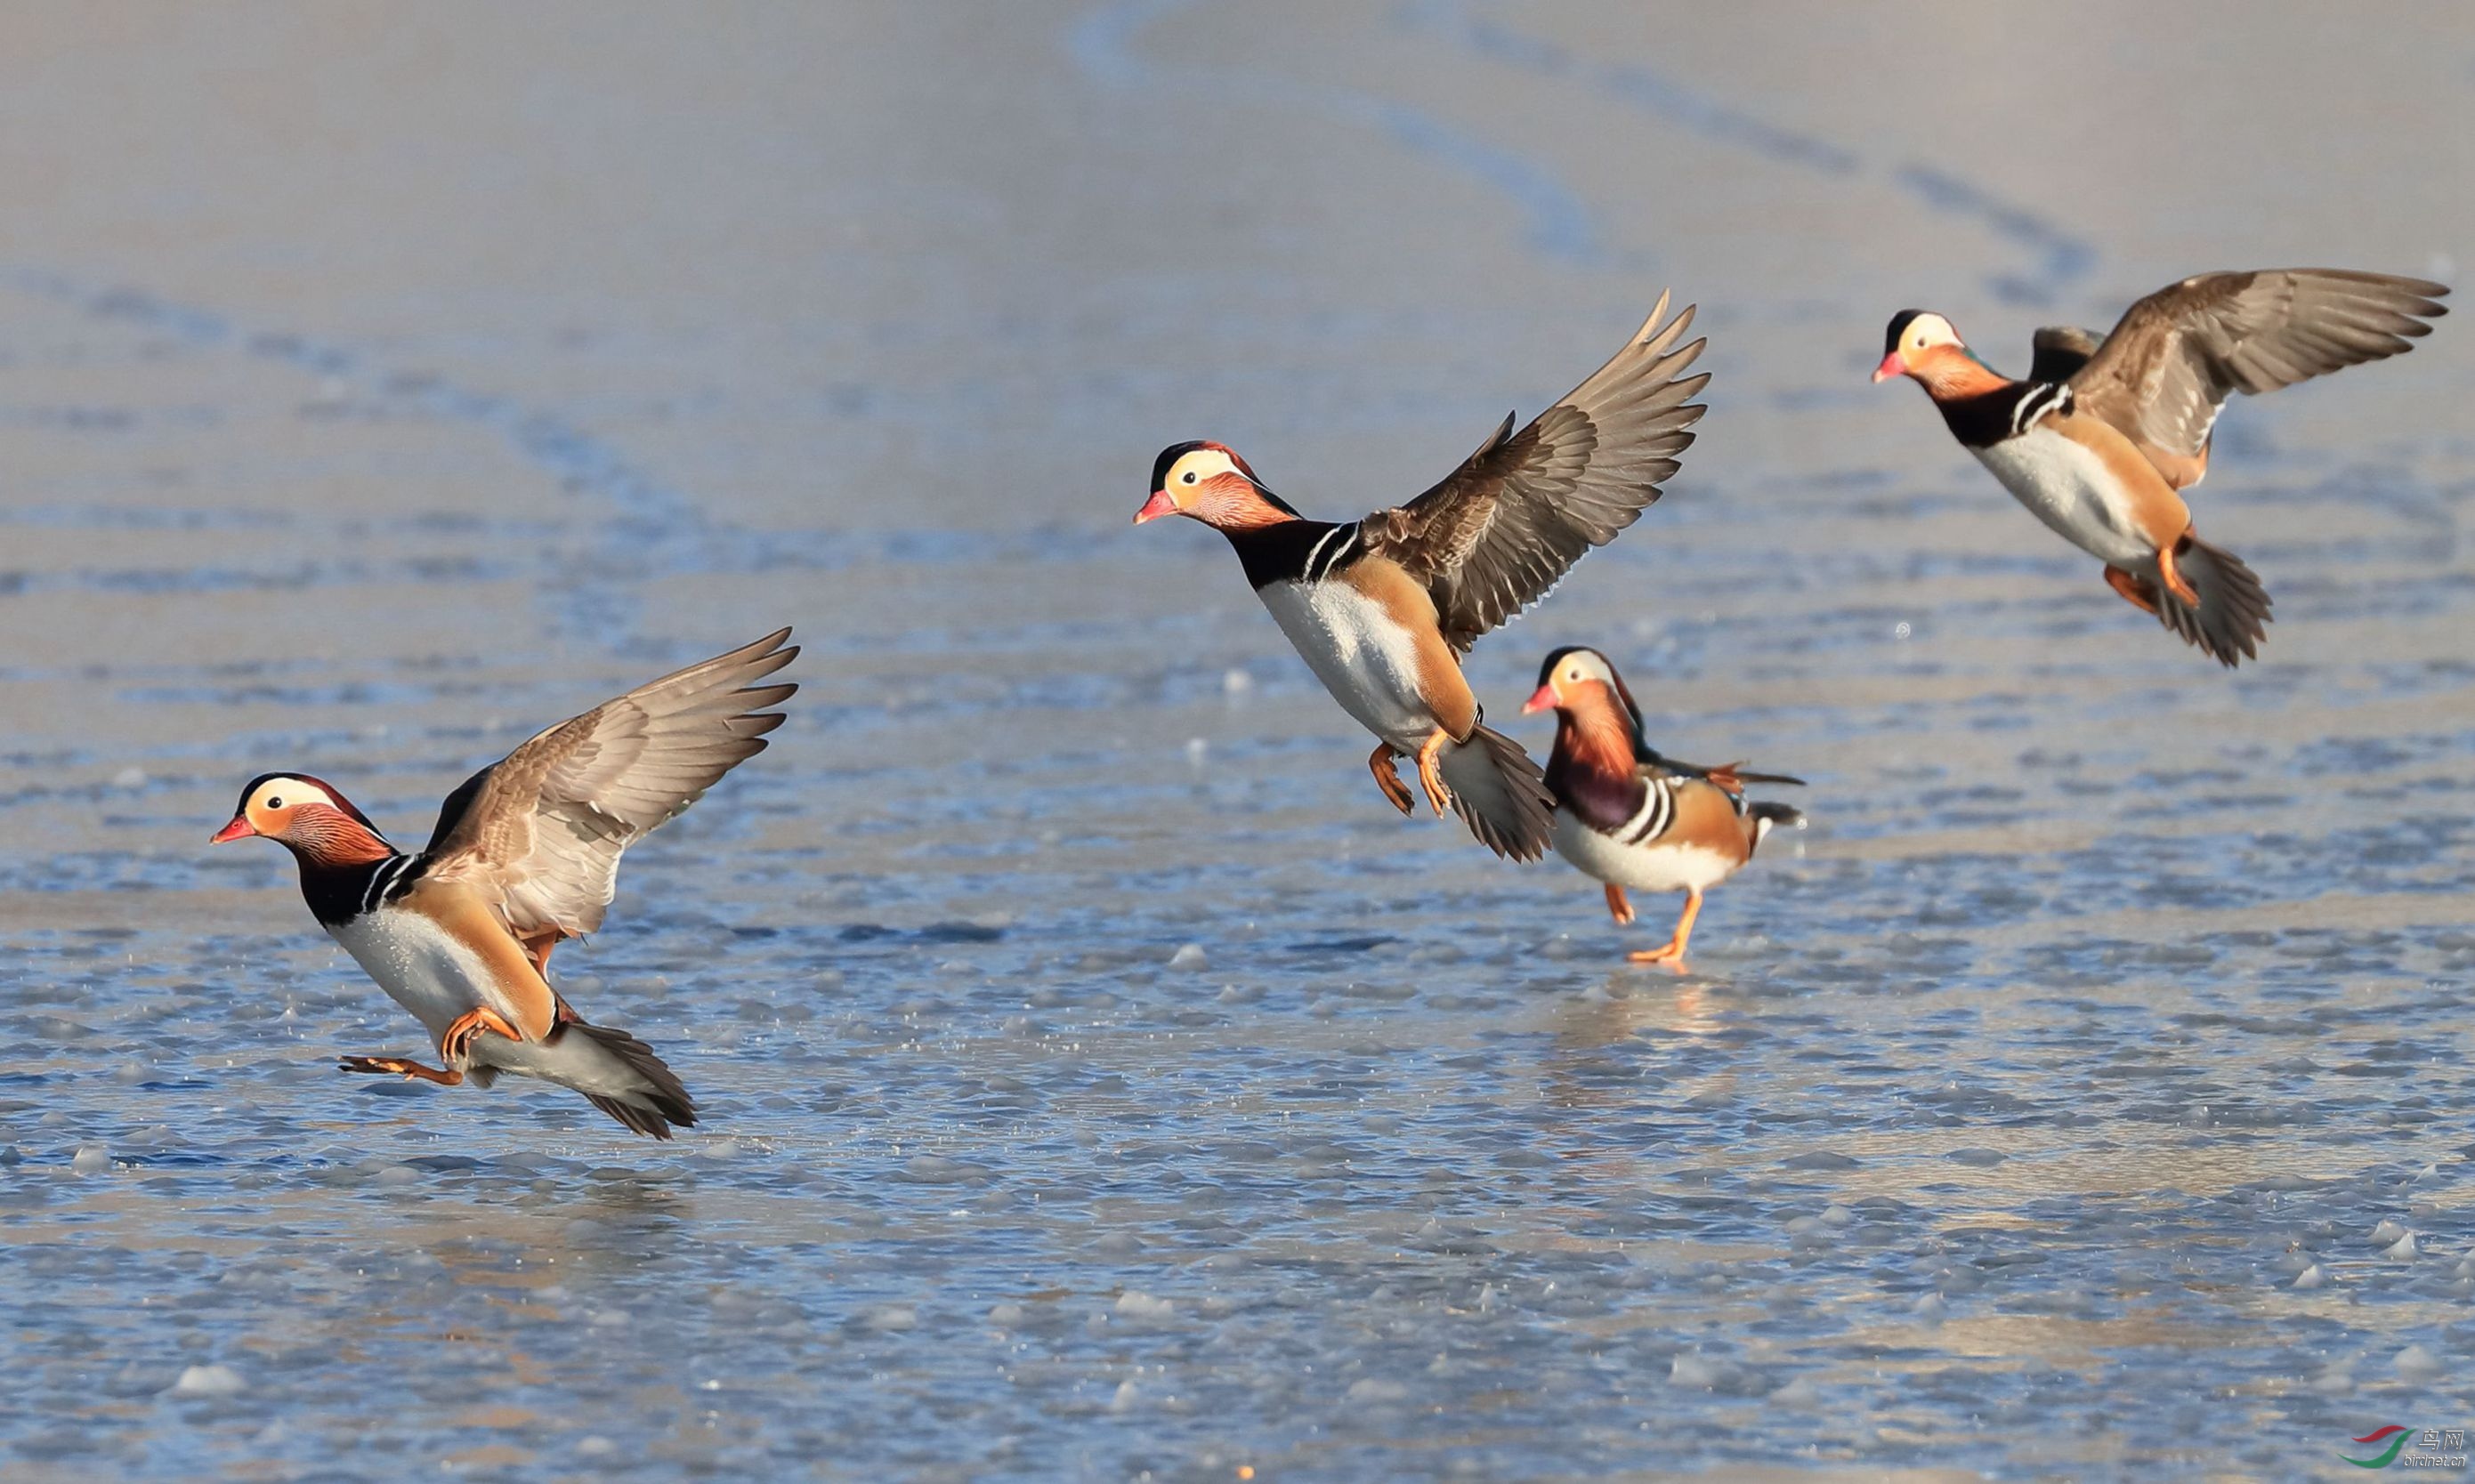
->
[1115, 1291, 1174, 1319]
[1669, 1353, 1723, 1389]
[167, 1365, 247, 1398]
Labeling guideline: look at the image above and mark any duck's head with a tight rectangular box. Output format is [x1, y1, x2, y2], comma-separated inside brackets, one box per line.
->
[212, 772, 390, 865]
[1872, 310, 1968, 385]
[1135, 442, 1298, 531]
[1523, 646, 1642, 730]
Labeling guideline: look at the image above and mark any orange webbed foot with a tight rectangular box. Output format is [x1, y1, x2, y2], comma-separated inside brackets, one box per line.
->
[1367, 743, 1415, 817]
[439, 1006, 522, 1066]
[1414, 730, 1452, 817]
[339, 1055, 464, 1086]
[1626, 891, 1703, 974]
[2155, 541, 2200, 608]
[2104, 565, 2162, 616]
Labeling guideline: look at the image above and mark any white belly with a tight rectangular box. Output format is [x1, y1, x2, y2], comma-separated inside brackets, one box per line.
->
[1552, 811, 1739, 894]
[328, 907, 650, 1095]
[1972, 429, 2156, 566]
[328, 910, 491, 1044]
[1257, 579, 1437, 751]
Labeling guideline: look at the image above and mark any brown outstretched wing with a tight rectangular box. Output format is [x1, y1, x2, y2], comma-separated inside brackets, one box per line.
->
[2069, 269, 2447, 489]
[422, 629, 797, 945]
[1361, 294, 1708, 653]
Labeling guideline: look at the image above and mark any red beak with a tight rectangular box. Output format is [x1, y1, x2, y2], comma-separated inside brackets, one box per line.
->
[1132, 489, 1179, 525]
[1871, 351, 1906, 383]
[210, 816, 256, 844]
[1519, 682, 1558, 716]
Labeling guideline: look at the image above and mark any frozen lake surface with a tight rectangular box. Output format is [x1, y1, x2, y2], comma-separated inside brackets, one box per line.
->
[3, 4, 2472, 1479]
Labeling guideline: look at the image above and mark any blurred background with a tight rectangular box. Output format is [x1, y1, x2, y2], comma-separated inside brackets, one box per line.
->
[3, 3, 2471, 1480]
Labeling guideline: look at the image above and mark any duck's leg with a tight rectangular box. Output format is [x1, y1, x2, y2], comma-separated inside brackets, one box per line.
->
[2155, 537, 2200, 607]
[1604, 883, 1635, 925]
[338, 1055, 464, 1085]
[1366, 743, 1416, 817]
[1414, 729, 1452, 817]
[2103, 565, 2161, 615]
[1627, 890, 1703, 972]
[439, 1005, 523, 1066]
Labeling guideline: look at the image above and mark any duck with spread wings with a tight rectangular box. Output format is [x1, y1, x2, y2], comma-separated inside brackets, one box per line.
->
[1875, 269, 2447, 665]
[1136, 294, 1708, 860]
[210, 630, 797, 1138]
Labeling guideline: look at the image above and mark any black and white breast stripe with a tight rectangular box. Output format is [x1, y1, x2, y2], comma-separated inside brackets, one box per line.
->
[1228, 518, 1364, 590]
[1301, 521, 1362, 584]
[2009, 381, 2075, 437]
[1937, 380, 2076, 448]
[1605, 770, 1757, 847]
[303, 849, 420, 927]
[1618, 776, 1677, 845]
[360, 852, 419, 915]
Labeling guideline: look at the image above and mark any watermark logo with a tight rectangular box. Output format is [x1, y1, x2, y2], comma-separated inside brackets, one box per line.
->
[2341, 1426, 2467, 1469]
[2346, 1428, 2414, 1469]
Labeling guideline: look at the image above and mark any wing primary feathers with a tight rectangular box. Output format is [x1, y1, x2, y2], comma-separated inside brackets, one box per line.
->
[1365, 295, 1709, 650]
[419, 629, 798, 948]
[2068, 270, 2448, 474]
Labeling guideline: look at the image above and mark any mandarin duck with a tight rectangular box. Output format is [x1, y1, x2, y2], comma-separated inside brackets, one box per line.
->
[1875, 269, 2447, 665]
[1137, 294, 1708, 860]
[210, 630, 797, 1138]
[1524, 646, 1801, 970]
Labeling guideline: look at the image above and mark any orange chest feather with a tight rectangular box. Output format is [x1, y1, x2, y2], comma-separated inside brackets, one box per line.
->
[1332, 557, 1478, 738]
[399, 877, 558, 1041]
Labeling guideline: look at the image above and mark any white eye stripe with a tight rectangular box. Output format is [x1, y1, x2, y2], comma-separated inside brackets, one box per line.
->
[262, 782, 333, 812]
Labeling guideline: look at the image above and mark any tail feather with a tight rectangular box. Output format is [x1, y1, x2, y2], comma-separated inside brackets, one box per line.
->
[1747, 801, 1804, 856]
[1436, 723, 1555, 862]
[560, 1021, 698, 1140]
[2157, 534, 2271, 667]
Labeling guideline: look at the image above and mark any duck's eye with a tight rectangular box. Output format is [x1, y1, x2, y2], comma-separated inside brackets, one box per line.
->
[264, 795, 283, 810]
[1182, 471, 1199, 484]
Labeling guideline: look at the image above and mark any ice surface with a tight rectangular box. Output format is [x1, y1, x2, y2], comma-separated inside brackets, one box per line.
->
[0, 3, 2470, 1481]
